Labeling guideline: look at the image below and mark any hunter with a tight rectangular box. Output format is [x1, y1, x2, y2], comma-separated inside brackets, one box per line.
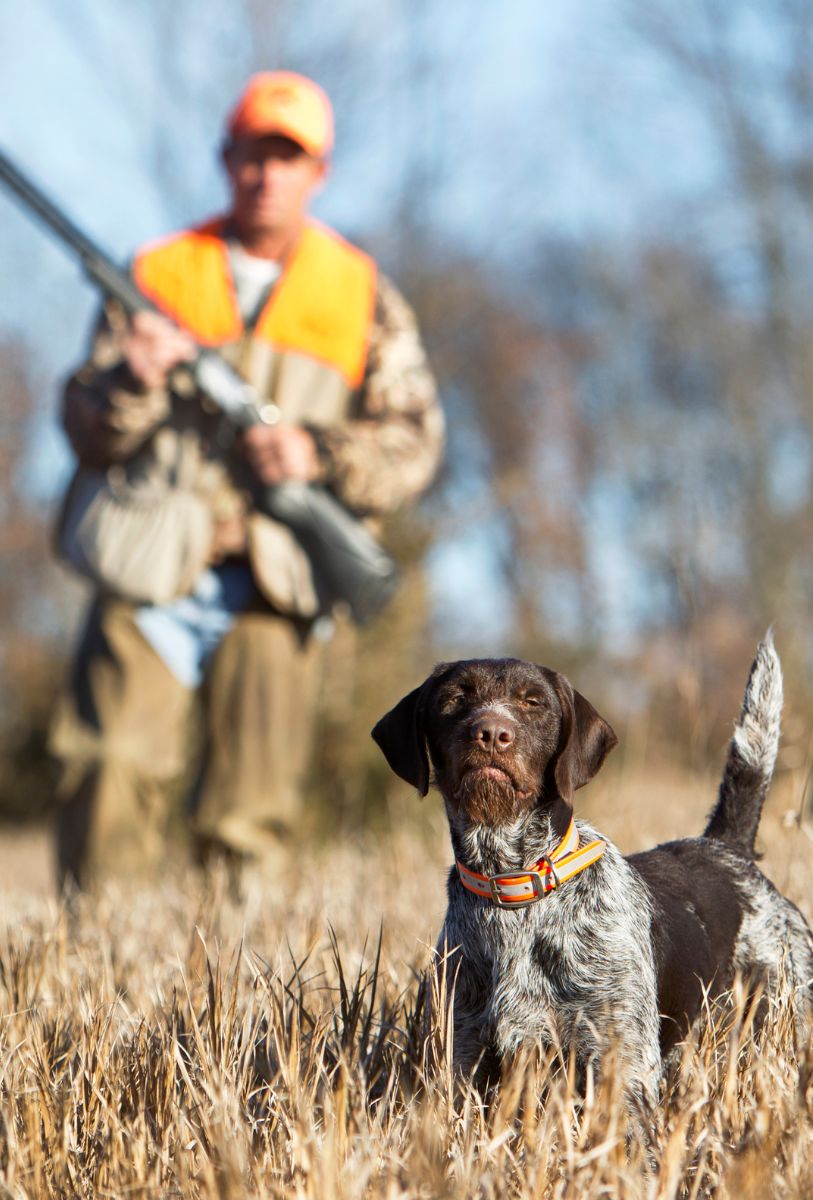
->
[50, 71, 444, 887]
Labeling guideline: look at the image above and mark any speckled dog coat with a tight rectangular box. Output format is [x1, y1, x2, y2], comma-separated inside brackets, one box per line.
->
[372, 636, 813, 1109]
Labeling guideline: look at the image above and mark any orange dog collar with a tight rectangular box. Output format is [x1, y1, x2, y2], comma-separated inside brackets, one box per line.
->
[456, 819, 605, 908]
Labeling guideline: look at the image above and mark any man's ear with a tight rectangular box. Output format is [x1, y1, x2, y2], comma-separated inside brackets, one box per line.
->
[371, 679, 433, 796]
[543, 670, 618, 804]
[311, 155, 330, 192]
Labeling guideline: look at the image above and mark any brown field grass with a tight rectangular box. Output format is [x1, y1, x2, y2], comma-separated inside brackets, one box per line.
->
[1, 761, 812, 1199]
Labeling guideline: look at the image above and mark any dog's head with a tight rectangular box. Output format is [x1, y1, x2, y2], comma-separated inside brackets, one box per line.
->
[372, 658, 617, 826]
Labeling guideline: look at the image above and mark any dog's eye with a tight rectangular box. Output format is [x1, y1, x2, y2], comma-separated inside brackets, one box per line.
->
[523, 695, 544, 708]
[442, 692, 466, 713]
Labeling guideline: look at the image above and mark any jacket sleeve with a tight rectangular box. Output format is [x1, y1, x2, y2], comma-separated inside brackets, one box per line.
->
[311, 274, 445, 515]
[61, 301, 171, 467]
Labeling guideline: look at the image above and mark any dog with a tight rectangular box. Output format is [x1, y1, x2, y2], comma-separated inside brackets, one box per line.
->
[372, 635, 813, 1113]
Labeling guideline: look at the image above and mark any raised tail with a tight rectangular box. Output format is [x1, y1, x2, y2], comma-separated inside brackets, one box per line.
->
[703, 631, 783, 856]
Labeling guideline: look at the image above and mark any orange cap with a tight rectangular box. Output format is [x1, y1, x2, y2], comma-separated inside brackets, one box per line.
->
[226, 71, 334, 157]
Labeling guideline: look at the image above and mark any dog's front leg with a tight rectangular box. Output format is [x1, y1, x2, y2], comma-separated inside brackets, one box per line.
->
[566, 1000, 661, 1168]
[433, 932, 500, 1088]
[452, 996, 502, 1090]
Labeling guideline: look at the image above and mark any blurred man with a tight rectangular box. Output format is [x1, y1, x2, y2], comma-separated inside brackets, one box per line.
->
[51, 71, 444, 887]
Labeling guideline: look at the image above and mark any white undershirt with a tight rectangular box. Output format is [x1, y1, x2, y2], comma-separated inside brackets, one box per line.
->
[227, 241, 282, 324]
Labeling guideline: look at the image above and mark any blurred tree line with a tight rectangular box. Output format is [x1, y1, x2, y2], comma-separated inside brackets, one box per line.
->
[2, 0, 813, 826]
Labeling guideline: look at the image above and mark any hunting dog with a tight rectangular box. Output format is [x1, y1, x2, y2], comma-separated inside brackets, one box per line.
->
[372, 636, 813, 1112]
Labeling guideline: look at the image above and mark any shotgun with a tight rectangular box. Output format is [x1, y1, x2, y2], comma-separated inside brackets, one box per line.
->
[0, 146, 397, 623]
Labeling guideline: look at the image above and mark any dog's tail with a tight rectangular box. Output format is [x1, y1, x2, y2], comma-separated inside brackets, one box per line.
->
[703, 631, 782, 857]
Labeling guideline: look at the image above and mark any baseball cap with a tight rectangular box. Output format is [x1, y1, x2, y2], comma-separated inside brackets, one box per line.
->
[226, 71, 334, 157]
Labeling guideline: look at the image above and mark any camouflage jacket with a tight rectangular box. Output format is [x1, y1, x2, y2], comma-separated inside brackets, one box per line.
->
[61, 269, 444, 615]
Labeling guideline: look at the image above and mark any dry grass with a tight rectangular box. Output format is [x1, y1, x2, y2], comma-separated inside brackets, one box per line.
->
[1, 765, 812, 1199]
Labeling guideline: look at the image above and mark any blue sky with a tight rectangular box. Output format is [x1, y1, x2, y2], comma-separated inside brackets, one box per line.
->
[1, 0, 719, 335]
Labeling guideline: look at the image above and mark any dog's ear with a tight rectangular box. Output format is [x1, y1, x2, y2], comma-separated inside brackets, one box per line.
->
[544, 670, 618, 803]
[372, 679, 433, 796]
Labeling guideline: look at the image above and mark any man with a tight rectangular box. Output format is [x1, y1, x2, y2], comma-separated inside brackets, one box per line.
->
[50, 71, 444, 887]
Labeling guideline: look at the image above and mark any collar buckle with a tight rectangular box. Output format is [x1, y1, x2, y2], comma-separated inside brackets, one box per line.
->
[488, 869, 547, 908]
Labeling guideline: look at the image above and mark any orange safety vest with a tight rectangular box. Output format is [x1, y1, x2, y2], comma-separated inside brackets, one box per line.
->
[132, 217, 376, 389]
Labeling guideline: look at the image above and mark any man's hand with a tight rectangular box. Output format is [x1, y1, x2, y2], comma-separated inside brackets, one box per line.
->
[241, 424, 320, 485]
[120, 311, 197, 389]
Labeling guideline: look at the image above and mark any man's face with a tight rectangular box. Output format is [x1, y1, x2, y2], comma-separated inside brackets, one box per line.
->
[223, 134, 327, 239]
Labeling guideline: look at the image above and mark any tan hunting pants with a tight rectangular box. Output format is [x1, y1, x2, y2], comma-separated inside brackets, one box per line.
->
[50, 597, 321, 887]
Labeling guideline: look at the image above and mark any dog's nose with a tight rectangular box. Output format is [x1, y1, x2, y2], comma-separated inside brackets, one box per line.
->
[471, 717, 515, 751]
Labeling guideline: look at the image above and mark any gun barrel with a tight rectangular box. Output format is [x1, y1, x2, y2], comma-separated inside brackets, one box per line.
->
[0, 147, 106, 263]
[0, 146, 149, 314]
